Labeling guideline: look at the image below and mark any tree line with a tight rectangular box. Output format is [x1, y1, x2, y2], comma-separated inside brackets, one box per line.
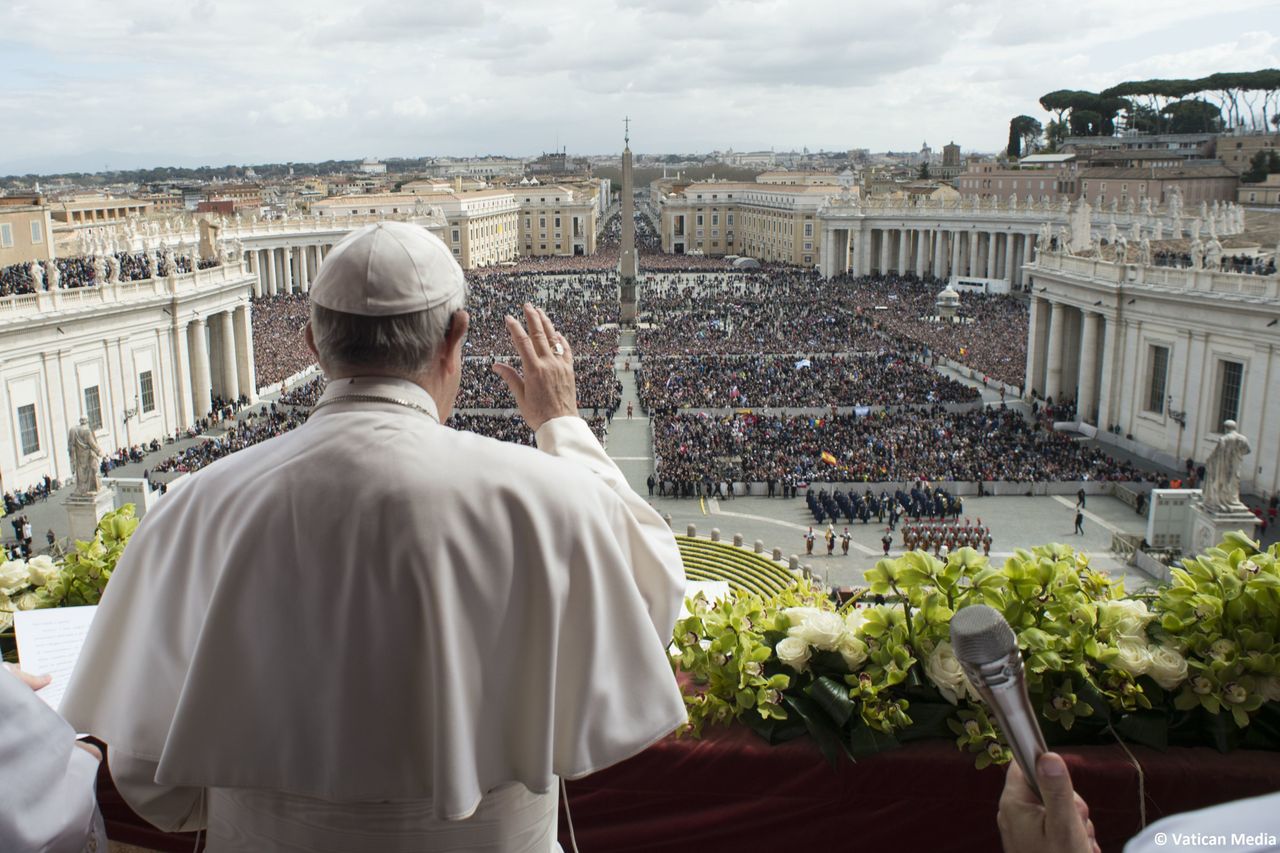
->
[1005, 69, 1280, 158]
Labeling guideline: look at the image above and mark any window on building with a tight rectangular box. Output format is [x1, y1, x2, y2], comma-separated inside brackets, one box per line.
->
[17, 404, 39, 455]
[139, 371, 155, 413]
[1217, 360, 1244, 428]
[711, 213, 719, 225]
[804, 242, 812, 250]
[727, 213, 734, 226]
[0, 223, 11, 248]
[84, 386, 103, 430]
[539, 217, 546, 227]
[30, 220, 42, 244]
[452, 229, 460, 243]
[1146, 346, 1168, 413]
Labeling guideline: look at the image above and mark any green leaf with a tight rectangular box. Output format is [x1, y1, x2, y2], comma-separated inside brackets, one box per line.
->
[1114, 713, 1168, 751]
[848, 722, 901, 759]
[807, 676, 856, 727]
[784, 694, 849, 768]
[897, 702, 956, 742]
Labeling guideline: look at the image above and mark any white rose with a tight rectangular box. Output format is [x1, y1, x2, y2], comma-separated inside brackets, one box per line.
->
[843, 608, 866, 637]
[13, 590, 40, 611]
[924, 641, 973, 705]
[838, 634, 868, 670]
[781, 607, 822, 630]
[1112, 640, 1153, 677]
[26, 555, 58, 588]
[789, 611, 848, 652]
[1147, 645, 1189, 690]
[0, 561, 29, 596]
[776, 636, 812, 672]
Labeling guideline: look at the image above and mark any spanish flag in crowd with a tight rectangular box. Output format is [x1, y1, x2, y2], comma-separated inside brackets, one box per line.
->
[821, 451, 838, 466]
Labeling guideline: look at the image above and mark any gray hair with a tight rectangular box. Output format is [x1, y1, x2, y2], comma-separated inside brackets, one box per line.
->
[309, 290, 465, 375]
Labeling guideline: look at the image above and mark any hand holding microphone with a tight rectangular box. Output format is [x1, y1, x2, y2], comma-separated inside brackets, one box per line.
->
[950, 605, 1098, 853]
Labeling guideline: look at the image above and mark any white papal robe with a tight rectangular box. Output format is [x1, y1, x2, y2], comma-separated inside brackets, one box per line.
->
[61, 376, 688, 852]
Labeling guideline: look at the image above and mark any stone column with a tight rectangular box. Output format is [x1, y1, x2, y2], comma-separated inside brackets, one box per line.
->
[1025, 297, 1043, 396]
[247, 251, 262, 298]
[932, 230, 944, 277]
[897, 228, 909, 273]
[234, 305, 258, 403]
[1003, 233, 1015, 285]
[277, 247, 290, 294]
[1078, 311, 1100, 424]
[986, 232, 997, 279]
[968, 231, 979, 277]
[1097, 316, 1117, 430]
[264, 249, 277, 296]
[219, 311, 240, 402]
[878, 229, 890, 273]
[914, 230, 926, 274]
[189, 318, 212, 418]
[173, 320, 194, 428]
[299, 245, 310, 293]
[1044, 300, 1065, 402]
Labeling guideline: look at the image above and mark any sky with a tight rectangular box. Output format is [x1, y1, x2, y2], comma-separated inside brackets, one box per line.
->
[1, 0, 1278, 175]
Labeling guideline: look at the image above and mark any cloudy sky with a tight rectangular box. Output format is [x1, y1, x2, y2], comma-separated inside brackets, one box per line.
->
[1, 0, 1277, 175]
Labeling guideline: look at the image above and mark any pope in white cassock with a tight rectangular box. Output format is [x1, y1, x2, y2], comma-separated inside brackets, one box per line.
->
[61, 222, 689, 852]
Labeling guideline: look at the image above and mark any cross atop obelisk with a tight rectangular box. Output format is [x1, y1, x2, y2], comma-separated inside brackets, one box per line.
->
[619, 116, 638, 324]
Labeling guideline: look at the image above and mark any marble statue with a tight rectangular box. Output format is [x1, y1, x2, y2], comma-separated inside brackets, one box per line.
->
[1091, 233, 1103, 257]
[1205, 237, 1223, 271]
[1191, 218, 1202, 243]
[233, 238, 244, 260]
[44, 259, 60, 289]
[1171, 215, 1183, 240]
[1060, 196, 1071, 213]
[1026, 193, 1035, 209]
[1107, 222, 1119, 244]
[1190, 237, 1205, 270]
[1126, 198, 1136, 215]
[1129, 220, 1142, 242]
[106, 255, 120, 283]
[1168, 186, 1184, 221]
[164, 247, 177, 276]
[92, 256, 106, 284]
[1109, 198, 1118, 214]
[1115, 235, 1128, 263]
[68, 418, 104, 495]
[1199, 201, 1209, 220]
[1039, 221, 1053, 249]
[1153, 222, 1164, 242]
[1140, 198, 1153, 216]
[1009, 193, 1018, 209]
[1200, 421, 1252, 513]
[1138, 237, 1152, 266]
[28, 260, 44, 290]
[1058, 225, 1072, 253]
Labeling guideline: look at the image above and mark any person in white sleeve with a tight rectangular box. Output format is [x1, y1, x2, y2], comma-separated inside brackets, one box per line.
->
[0, 663, 107, 853]
[60, 221, 688, 853]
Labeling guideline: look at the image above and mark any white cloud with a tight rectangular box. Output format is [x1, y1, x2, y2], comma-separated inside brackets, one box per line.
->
[0, 0, 1276, 173]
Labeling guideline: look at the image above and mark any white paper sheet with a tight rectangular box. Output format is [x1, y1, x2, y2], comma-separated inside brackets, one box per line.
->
[14, 605, 98, 713]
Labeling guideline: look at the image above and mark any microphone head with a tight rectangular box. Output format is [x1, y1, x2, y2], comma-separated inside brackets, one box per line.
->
[950, 605, 1018, 665]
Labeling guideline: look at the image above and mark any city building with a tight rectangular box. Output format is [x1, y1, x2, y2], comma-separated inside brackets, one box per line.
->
[359, 157, 388, 175]
[418, 158, 525, 181]
[1076, 164, 1238, 207]
[755, 172, 842, 186]
[202, 183, 263, 211]
[514, 184, 598, 258]
[1219, 132, 1280, 175]
[1025, 249, 1280, 498]
[1238, 173, 1280, 206]
[0, 196, 55, 267]
[935, 142, 965, 180]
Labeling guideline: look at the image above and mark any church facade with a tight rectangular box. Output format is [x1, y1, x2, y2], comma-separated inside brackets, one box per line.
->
[0, 263, 257, 492]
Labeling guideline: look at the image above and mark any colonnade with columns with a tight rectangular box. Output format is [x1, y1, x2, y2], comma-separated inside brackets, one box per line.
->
[172, 304, 257, 427]
[820, 221, 1038, 288]
[243, 243, 335, 298]
[1025, 296, 1111, 427]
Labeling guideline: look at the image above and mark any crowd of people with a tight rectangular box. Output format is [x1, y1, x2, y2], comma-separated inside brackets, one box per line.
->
[462, 271, 620, 358]
[651, 404, 1147, 489]
[251, 293, 314, 386]
[0, 251, 214, 297]
[635, 352, 978, 411]
[635, 271, 1028, 389]
[3, 476, 58, 515]
[457, 357, 621, 411]
[152, 407, 310, 475]
[1152, 248, 1276, 276]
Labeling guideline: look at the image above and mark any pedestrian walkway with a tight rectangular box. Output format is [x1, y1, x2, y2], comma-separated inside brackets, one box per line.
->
[604, 331, 653, 496]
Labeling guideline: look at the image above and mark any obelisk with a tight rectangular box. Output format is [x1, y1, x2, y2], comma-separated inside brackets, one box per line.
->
[619, 117, 638, 325]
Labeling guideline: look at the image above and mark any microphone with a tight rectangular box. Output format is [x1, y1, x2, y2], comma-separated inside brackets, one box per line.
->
[950, 604, 1048, 798]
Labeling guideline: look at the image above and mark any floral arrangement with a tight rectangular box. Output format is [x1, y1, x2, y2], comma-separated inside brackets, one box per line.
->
[671, 532, 1280, 766]
[0, 507, 138, 658]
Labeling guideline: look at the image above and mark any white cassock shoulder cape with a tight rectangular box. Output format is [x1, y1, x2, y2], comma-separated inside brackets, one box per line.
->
[61, 377, 688, 830]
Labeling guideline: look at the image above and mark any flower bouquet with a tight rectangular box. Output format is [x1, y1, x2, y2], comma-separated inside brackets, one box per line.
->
[671, 531, 1280, 766]
[0, 507, 138, 661]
